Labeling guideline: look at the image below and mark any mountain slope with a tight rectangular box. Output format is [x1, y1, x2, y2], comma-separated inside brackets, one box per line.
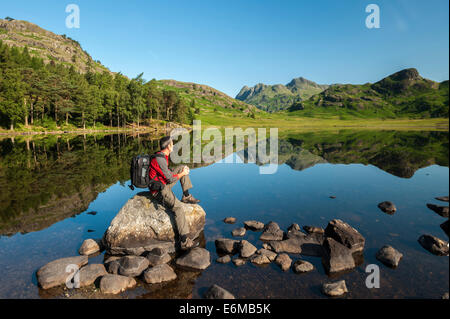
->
[236, 77, 328, 112]
[292, 68, 449, 119]
[0, 18, 111, 74]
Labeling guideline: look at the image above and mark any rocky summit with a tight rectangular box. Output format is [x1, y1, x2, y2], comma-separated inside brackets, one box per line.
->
[102, 192, 206, 255]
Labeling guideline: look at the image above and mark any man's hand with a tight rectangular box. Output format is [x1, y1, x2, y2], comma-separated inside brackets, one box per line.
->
[181, 166, 190, 177]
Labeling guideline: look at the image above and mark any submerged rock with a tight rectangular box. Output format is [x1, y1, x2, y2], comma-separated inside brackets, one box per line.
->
[322, 280, 348, 297]
[256, 248, 277, 261]
[215, 238, 239, 254]
[239, 240, 257, 258]
[100, 274, 136, 294]
[78, 264, 107, 287]
[322, 237, 356, 274]
[426, 204, 449, 218]
[259, 222, 284, 241]
[268, 238, 302, 254]
[223, 217, 237, 224]
[232, 257, 246, 266]
[250, 254, 271, 265]
[244, 220, 265, 231]
[78, 239, 101, 256]
[37, 256, 88, 289]
[231, 227, 246, 237]
[176, 247, 211, 270]
[216, 255, 231, 264]
[297, 233, 324, 257]
[377, 201, 397, 214]
[376, 245, 403, 268]
[435, 196, 449, 202]
[143, 264, 177, 284]
[275, 253, 292, 271]
[204, 284, 235, 299]
[292, 260, 314, 273]
[102, 192, 206, 256]
[418, 235, 449, 256]
[325, 219, 365, 253]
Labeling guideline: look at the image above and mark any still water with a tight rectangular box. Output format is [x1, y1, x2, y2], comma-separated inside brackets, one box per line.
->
[0, 130, 448, 298]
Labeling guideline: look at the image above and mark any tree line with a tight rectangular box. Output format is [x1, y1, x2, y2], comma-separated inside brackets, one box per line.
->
[0, 40, 193, 130]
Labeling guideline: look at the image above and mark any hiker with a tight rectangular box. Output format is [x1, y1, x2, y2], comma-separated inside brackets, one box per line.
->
[148, 136, 201, 250]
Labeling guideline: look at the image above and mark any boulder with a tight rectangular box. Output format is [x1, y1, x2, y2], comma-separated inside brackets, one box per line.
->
[78, 239, 101, 256]
[303, 226, 325, 235]
[375, 245, 403, 268]
[176, 247, 211, 270]
[143, 264, 177, 284]
[144, 247, 172, 266]
[215, 238, 239, 254]
[117, 256, 150, 277]
[102, 192, 206, 255]
[418, 235, 449, 256]
[244, 220, 265, 231]
[239, 240, 257, 258]
[297, 234, 324, 257]
[37, 256, 88, 289]
[223, 217, 237, 224]
[231, 227, 246, 237]
[216, 255, 231, 264]
[268, 238, 302, 254]
[288, 224, 301, 232]
[325, 219, 365, 253]
[292, 260, 314, 273]
[275, 253, 292, 271]
[377, 201, 397, 214]
[204, 284, 235, 299]
[322, 237, 356, 274]
[100, 274, 136, 294]
[426, 204, 449, 218]
[259, 222, 284, 241]
[78, 264, 107, 287]
[441, 220, 449, 237]
[256, 248, 277, 261]
[322, 280, 348, 297]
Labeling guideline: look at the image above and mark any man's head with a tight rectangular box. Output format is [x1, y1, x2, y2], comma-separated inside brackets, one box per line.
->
[160, 136, 173, 153]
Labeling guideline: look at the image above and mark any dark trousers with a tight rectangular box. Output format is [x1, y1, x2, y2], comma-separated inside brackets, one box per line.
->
[156, 166, 193, 237]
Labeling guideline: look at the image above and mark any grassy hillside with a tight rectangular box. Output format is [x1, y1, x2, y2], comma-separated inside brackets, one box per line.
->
[0, 18, 110, 74]
[236, 77, 329, 112]
[291, 68, 449, 119]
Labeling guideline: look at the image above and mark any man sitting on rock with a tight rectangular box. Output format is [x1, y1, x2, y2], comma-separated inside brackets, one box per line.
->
[149, 136, 200, 250]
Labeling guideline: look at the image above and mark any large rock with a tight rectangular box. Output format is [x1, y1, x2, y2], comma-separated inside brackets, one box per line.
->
[268, 238, 302, 254]
[292, 260, 314, 273]
[143, 264, 177, 284]
[322, 237, 356, 274]
[100, 274, 136, 294]
[325, 219, 365, 253]
[145, 247, 172, 266]
[239, 240, 257, 258]
[78, 264, 107, 287]
[103, 192, 206, 255]
[418, 235, 449, 256]
[176, 247, 211, 270]
[204, 284, 235, 299]
[297, 234, 324, 257]
[275, 253, 292, 271]
[375, 245, 403, 268]
[244, 220, 264, 231]
[256, 248, 277, 261]
[426, 204, 449, 218]
[37, 256, 88, 289]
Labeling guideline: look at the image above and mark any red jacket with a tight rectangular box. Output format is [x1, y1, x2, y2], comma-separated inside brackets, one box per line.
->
[148, 151, 180, 189]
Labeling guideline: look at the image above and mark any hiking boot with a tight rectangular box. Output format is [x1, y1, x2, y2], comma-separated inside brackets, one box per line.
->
[182, 194, 201, 204]
[180, 235, 199, 251]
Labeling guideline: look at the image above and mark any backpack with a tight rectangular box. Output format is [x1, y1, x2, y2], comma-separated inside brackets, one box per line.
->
[129, 153, 165, 190]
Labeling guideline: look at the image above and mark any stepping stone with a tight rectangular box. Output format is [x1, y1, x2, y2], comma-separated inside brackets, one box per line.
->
[231, 227, 246, 237]
[37, 256, 88, 289]
[275, 253, 292, 271]
[79, 264, 107, 287]
[216, 255, 231, 264]
[250, 254, 271, 265]
[176, 247, 211, 270]
[259, 222, 284, 241]
[322, 280, 348, 297]
[292, 260, 314, 273]
[100, 274, 136, 294]
[145, 247, 172, 266]
[78, 239, 101, 255]
[435, 196, 449, 202]
[256, 248, 277, 261]
[117, 256, 149, 277]
[239, 240, 257, 258]
[244, 220, 264, 231]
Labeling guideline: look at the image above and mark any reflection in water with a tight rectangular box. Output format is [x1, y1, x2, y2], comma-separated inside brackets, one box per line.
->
[0, 130, 448, 299]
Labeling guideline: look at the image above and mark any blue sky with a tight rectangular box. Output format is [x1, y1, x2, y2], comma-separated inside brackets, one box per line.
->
[1, 0, 449, 96]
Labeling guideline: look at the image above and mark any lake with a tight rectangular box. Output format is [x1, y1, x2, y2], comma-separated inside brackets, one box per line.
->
[0, 130, 448, 299]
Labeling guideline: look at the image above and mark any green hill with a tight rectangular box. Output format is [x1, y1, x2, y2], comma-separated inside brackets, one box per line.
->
[290, 68, 449, 119]
[236, 77, 328, 112]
